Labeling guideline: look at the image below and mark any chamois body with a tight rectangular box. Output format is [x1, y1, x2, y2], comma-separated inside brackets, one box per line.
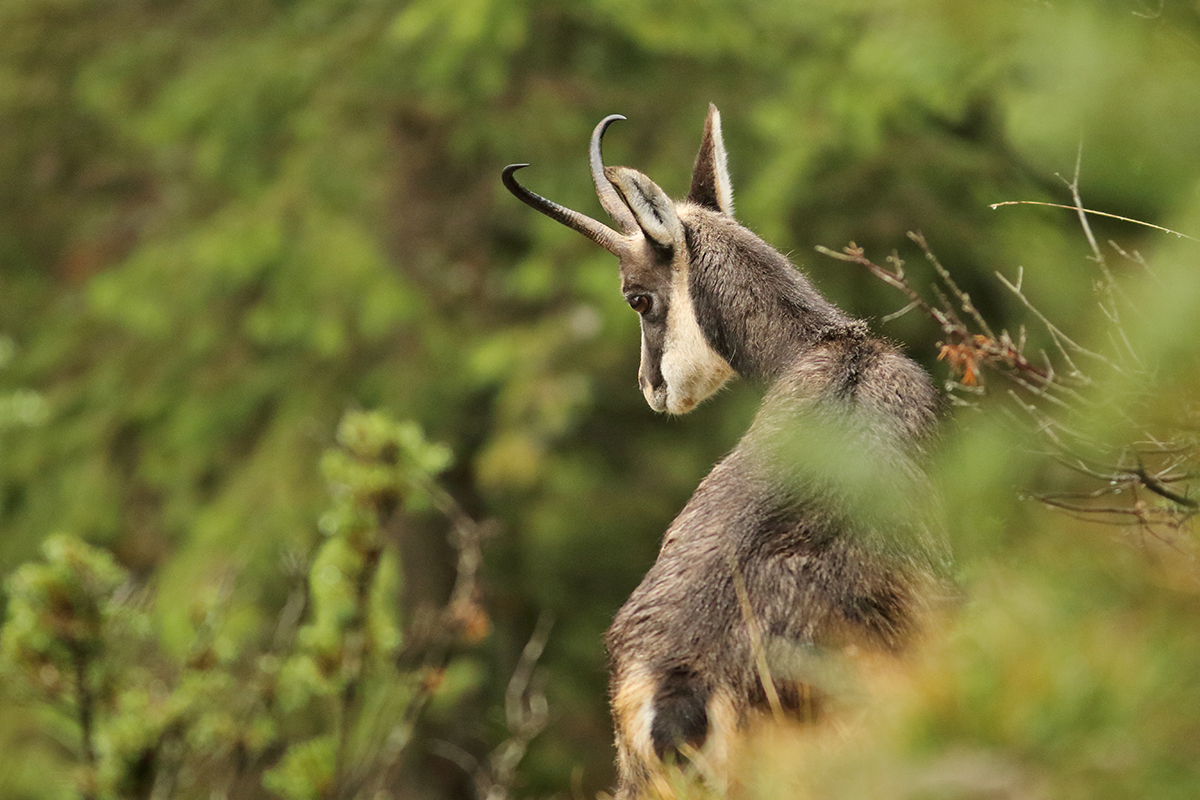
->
[606, 229, 944, 795]
[503, 107, 947, 799]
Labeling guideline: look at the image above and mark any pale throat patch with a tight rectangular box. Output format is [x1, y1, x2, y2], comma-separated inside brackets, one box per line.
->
[656, 265, 734, 414]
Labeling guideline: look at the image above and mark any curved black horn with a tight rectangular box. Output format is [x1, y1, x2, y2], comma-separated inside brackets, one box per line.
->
[502, 164, 625, 255]
[589, 114, 638, 235]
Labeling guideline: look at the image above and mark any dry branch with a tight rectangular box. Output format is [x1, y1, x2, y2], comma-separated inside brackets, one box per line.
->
[818, 212, 1198, 564]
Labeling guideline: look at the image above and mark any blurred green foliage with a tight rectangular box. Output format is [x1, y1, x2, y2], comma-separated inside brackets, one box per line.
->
[3, 534, 131, 696]
[1, 411, 473, 799]
[1, 0, 1199, 797]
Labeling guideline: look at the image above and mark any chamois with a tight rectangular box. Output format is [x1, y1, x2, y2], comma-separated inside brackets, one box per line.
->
[503, 105, 949, 798]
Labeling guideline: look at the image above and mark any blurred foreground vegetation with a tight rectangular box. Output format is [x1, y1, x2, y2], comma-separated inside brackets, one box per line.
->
[2, 0, 1199, 797]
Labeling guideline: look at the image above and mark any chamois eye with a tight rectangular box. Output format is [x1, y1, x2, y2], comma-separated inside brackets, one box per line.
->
[628, 294, 652, 315]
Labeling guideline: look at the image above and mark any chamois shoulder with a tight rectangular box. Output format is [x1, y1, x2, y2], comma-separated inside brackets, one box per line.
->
[764, 332, 940, 446]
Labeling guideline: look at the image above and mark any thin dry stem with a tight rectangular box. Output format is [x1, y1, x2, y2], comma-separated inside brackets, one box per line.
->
[727, 553, 784, 722]
[818, 225, 1197, 568]
[989, 201, 1200, 244]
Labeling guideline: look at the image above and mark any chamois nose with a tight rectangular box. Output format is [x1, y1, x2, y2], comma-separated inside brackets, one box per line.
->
[643, 362, 672, 412]
[643, 385, 669, 413]
[633, 376, 672, 410]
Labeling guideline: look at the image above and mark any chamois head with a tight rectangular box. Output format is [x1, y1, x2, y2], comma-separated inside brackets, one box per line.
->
[504, 105, 852, 414]
[503, 105, 744, 414]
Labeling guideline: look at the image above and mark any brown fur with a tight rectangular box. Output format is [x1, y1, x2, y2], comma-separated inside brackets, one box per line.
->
[504, 106, 950, 799]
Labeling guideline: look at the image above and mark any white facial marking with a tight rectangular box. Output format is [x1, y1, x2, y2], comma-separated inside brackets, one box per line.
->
[650, 265, 734, 414]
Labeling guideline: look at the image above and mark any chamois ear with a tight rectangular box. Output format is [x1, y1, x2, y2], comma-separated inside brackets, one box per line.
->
[604, 165, 685, 252]
[686, 103, 734, 216]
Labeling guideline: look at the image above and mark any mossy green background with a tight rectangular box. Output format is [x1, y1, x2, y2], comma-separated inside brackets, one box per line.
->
[2, 0, 1199, 796]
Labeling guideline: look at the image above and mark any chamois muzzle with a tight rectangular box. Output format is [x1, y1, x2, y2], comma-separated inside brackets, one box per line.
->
[502, 114, 635, 256]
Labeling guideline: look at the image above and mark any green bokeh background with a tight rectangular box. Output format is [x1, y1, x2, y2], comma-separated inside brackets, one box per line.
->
[2, 0, 1199, 797]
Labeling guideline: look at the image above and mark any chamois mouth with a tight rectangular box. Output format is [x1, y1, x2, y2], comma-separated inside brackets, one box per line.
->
[643, 384, 671, 414]
[665, 395, 698, 415]
[645, 387, 701, 416]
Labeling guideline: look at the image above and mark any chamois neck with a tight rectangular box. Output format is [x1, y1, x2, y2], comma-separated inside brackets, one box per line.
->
[684, 212, 856, 383]
[752, 308, 866, 385]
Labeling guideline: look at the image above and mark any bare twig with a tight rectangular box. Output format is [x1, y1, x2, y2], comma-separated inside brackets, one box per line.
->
[994, 270, 1109, 368]
[423, 615, 554, 800]
[989, 201, 1200, 244]
[1063, 145, 1109, 278]
[818, 225, 1198, 568]
[479, 613, 554, 800]
[910, 231, 996, 339]
[817, 241, 1056, 390]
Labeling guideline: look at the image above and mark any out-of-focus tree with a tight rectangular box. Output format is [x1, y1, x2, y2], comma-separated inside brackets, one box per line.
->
[0, 411, 527, 799]
[2, 0, 1200, 796]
